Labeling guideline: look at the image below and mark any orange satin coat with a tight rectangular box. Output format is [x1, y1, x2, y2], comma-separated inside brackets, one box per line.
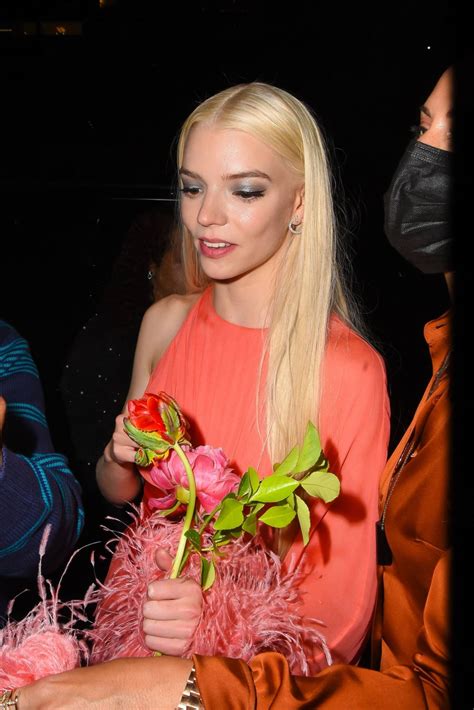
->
[194, 312, 451, 708]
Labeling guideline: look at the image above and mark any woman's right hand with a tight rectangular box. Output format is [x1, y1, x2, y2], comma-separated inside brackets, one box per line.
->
[103, 413, 138, 466]
[97, 414, 142, 504]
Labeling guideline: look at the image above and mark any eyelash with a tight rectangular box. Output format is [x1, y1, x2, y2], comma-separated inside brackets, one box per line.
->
[234, 190, 265, 200]
[409, 124, 428, 138]
[180, 186, 201, 196]
[179, 187, 265, 201]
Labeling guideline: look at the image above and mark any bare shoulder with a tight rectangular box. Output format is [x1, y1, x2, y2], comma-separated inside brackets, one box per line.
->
[141, 292, 201, 368]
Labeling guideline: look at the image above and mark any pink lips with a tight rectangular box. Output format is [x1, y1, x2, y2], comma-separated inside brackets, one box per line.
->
[198, 238, 237, 259]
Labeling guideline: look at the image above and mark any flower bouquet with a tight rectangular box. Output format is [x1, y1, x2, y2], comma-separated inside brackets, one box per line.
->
[0, 391, 341, 689]
[89, 391, 341, 674]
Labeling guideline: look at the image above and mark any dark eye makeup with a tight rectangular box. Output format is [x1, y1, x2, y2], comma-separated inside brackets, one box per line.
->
[179, 186, 201, 195]
[179, 185, 266, 201]
[233, 190, 265, 200]
[409, 124, 428, 138]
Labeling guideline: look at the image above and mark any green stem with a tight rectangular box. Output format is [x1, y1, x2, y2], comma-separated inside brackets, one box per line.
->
[198, 503, 221, 535]
[169, 443, 197, 579]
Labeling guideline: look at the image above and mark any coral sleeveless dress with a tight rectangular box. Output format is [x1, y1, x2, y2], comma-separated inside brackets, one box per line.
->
[138, 286, 390, 669]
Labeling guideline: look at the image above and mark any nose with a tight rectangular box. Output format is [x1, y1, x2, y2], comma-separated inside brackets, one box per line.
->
[418, 117, 453, 152]
[197, 189, 227, 227]
[418, 126, 453, 152]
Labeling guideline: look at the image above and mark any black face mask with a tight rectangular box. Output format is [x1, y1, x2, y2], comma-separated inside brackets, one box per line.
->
[383, 139, 454, 274]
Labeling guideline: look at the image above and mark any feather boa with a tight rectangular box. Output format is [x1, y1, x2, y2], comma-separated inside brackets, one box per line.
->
[90, 507, 331, 675]
[0, 508, 331, 687]
[0, 525, 95, 689]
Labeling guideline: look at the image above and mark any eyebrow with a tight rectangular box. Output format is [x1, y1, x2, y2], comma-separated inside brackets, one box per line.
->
[179, 168, 272, 181]
[420, 104, 453, 119]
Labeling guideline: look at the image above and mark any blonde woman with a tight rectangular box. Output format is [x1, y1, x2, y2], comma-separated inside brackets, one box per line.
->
[95, 83, 390, 672]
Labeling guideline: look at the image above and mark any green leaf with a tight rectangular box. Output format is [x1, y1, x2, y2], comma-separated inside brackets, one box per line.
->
[160, 405, 173, 436]
[249, 502, 265, 514]
[272, 445, 300, 477]
[215, 537, 232, 548]
[214, 498, 245, 530]
[259, 504, 296, 528]
[293, 421, 323, 473]
[315, 456, 330, 472]
[248, 467, 260, 493]
[237, 472, 252, 499]
[294, 494, 311, 546]
[250, 476, 299, 503]
[134, 447, 161, 467]
[201, 558, 216, 591]
[185, 529, 201, 551]
[301, 470, 341, 503]
[242, 513, 257, 536]
[168, 403, 181, 434]
[176, 485, 190, 504]
[123, 420, 171, 453]
[211, 530, 231, 547]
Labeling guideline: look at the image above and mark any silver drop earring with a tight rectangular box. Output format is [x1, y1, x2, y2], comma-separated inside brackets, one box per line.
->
[288, 219, 303, 235]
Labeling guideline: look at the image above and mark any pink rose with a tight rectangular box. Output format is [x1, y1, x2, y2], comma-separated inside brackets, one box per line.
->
[148, 445, 240, 514]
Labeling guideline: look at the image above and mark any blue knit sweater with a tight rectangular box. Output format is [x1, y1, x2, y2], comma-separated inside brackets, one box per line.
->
[0, 320, 84, 623]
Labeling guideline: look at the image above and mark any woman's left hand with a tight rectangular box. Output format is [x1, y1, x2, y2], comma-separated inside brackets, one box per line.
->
[142, 547, 203, 655]
[16, 656, 193, 709]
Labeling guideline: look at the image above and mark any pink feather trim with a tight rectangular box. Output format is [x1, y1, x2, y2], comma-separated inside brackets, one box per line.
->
[0, 507, 332, 686]
[89, 508, 332, 675]
[0, 613, 86, 688]
[0, 526, 95, 689]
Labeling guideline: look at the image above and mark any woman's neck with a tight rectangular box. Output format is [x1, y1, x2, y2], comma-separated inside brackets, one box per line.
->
[212, 278, 273, 328]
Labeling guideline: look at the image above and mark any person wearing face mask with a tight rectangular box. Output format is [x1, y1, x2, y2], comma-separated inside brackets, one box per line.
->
[384, 67, 454, 283]
[6, 66, 455, 709]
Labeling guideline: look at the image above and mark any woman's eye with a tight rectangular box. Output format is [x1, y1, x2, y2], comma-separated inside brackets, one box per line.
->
[180, 186, 201, 196]
[409, 124, 428, 138]
[234, 190, 265, 200]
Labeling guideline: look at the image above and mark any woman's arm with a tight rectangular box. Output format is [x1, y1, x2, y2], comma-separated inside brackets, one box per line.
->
[96, 295, 199, 505]
[16, 656, 194, 710]
[194, 552, 450, 709]
[282, 331, 391, 670]
[0, 323, 84, 579]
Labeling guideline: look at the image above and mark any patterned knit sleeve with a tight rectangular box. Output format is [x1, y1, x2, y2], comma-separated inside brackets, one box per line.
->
[0, 321, 84, 578]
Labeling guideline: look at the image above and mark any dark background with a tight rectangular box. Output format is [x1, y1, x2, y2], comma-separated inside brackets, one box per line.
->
[0, 1, 459, 447]
[1, 1, 472, 705]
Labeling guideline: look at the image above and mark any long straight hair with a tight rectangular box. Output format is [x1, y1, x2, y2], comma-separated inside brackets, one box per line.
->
[176, 82, 364, 463]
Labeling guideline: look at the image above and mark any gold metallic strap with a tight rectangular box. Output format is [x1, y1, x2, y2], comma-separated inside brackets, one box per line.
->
[176, 665, 204, 710]
[0, 689, 19, 709]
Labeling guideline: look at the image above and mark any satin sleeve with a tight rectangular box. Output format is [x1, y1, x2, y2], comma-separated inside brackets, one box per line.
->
[194, 551, 450, 708]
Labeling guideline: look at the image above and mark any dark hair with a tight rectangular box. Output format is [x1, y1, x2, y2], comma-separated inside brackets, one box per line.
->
[100, 207, 176, 327]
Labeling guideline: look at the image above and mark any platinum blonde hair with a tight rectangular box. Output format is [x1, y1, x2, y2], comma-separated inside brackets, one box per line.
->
[176, 82, 362, 462]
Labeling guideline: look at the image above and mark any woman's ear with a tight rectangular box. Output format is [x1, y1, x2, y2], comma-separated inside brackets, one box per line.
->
[293, 185, 305, 223]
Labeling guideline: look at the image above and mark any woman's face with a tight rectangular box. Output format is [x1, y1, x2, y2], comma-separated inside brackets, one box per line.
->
[179, 123, 304, 284]
[417, 66, 454, 151]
